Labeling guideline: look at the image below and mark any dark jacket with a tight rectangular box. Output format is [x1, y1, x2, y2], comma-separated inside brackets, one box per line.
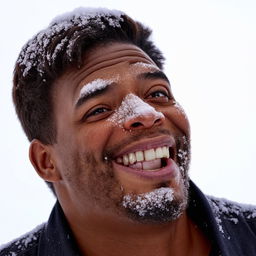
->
[1, 181, 256, 256]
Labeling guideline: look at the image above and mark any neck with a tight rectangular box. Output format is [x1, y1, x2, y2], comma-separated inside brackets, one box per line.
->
[66, 210, 211, 256]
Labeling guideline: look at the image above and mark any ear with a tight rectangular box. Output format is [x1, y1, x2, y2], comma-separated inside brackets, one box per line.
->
[29, 139, 61, 182]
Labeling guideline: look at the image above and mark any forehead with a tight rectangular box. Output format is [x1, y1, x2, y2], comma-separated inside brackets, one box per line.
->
[83, 42, 157, 73]
[54, 42, 159, 103]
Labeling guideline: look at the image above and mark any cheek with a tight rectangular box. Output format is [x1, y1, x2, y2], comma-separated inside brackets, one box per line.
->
[165, 104, 190, 137]
[77, 124, 114, 156]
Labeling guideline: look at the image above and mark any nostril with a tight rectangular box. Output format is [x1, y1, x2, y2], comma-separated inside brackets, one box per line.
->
[152, 117, 163, 126]
[154, 118, 162, 124]
[124, 111, 165, 130]
[131, 122, 142, 128]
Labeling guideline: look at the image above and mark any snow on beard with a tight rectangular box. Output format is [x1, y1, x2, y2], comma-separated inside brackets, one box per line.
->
[122, 187, 186, 223]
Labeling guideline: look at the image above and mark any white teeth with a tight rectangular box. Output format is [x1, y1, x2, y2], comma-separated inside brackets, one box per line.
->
[167, 149, 170, 158]
[135, 151, 144, 161]
[155, 147, 164, 158]
[128, 152, 136, 164]
[162, 146, 170, 158]
[143, 159, 161, 170]
[144, 149, 156, 161]
[116, 157, 123, 164]
[123, 155, 129, 165]
[117, 146, 171, 166]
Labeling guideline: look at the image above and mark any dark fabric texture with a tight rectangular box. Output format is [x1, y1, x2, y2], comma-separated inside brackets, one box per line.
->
[1, 180, 256, 256]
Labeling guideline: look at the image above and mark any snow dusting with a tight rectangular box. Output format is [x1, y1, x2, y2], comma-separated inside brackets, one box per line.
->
[208, 196, 256, 235]
[132, 62, 156, 70]
[176, 136, 190, 179]
[77, 78, 118, 104]
[17, 7, 124, 77]
[107, 93, 164, 127]
[50, 37, 69, 63]
[174, 102, 188, 120]
[50, 7, 124, 26]
[122, 187, 174, 216]
[0, 223, 44, 254]
[177, 148, 189, 173]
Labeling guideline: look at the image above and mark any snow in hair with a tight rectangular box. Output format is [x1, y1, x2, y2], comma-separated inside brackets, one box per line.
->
[17, 7, 124, 77]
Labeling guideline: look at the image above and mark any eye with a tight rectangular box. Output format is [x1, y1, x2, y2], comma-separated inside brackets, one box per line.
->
[146, 85, 176, 105]
[89, 107, 109, 116]
[147, 88, 171, 103]
[82, 106, 111, 122]
[150, 90, 169, 98]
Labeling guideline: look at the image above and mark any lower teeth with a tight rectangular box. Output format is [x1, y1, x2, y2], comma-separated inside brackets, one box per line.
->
[127, 159, 163, 171]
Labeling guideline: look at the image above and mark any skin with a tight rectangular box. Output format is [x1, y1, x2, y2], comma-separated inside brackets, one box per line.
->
[30, 42, 210, 256]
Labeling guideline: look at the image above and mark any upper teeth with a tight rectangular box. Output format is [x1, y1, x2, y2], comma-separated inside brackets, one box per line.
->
[116, 146, 170, 166]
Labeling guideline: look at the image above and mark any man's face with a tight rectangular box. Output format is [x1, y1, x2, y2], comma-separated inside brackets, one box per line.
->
[51, 42, 190, 224]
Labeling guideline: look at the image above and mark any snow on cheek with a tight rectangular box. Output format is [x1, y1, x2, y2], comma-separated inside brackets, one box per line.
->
[174, 102, 188, 120]
[107, 93, 164, 127]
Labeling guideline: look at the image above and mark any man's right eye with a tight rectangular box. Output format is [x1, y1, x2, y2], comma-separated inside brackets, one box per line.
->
[89, 107, 109, 116]
[82, 106, 111, 122]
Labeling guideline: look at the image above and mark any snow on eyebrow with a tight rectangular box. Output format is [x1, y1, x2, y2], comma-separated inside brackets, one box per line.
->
[107, 93, 164, 126]
[132, 62, 157, 70]
[77, 78, 116, 103]
[129, 62, 158, 76]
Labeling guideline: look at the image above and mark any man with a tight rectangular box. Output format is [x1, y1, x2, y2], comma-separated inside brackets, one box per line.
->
[1, 7, 256, 256]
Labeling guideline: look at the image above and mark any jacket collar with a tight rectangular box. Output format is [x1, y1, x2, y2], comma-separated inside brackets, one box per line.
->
[38, 201, 81, 256]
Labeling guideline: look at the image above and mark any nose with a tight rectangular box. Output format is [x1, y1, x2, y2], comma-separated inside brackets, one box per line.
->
[123, 111, 165, 130]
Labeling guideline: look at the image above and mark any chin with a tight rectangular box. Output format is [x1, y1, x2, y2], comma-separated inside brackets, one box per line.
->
[121, 180, 189, 224]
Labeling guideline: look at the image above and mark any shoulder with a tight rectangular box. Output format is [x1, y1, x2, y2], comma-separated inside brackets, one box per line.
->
[0, 223, 45, 256]
[207, 195, 256, 234]
[207, 195, 256, 221]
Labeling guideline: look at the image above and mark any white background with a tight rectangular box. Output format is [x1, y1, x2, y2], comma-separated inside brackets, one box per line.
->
[0, 0, 255, 244]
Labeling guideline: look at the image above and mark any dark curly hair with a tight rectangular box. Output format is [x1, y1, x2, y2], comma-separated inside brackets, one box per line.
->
[12, 8, 165, 193]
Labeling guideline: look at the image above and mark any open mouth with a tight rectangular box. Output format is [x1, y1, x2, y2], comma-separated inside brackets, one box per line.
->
[115, 146, 175, 172]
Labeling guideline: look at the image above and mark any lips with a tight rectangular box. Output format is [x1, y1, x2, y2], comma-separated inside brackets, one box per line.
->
[116, 146, 170, 171]
[113, 136, 178, 178]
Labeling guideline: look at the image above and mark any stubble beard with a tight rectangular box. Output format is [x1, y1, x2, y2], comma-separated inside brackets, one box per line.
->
[66, 133, 190, 224]
[121, 135, 191, 223]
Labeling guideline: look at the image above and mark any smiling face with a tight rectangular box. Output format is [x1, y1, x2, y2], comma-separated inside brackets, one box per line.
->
[50, 42, 190, 224]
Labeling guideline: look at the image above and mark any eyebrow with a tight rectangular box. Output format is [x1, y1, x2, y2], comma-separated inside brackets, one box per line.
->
[75, 79, 116, 108]
[137, 70, 170, 84]
[75, 71, 170, 108]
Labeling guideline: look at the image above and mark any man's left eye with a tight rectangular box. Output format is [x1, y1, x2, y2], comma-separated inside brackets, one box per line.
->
[150, 91, 169, 98]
